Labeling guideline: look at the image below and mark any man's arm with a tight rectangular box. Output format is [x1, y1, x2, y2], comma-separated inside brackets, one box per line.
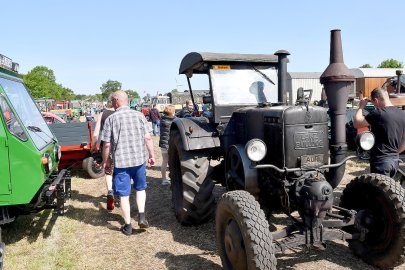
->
[353, 98, 370, 129]
[144, 132, 155, 166]
[102, 142, 111, 165]
[90, 113, 102, 152]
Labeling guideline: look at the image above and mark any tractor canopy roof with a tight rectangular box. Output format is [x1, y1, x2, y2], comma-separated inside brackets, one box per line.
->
[179, 52, 280, 75]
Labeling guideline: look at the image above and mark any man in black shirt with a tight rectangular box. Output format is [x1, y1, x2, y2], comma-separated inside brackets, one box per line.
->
[354, 87, 405, 177]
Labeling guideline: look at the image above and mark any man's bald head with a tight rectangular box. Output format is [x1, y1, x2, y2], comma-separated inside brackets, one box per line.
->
[111, 90, 128, 108]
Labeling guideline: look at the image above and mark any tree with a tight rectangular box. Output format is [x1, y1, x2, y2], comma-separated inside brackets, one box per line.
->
[24, 66, 58, 98]
[171, 88, 178, 93]
[125, 90, 140, 99]
[377, 59, 404, 68]
[29, 66, 56, 82]
[360, 64, 372, 68]
[23, 66, 77, 100]
[94, 94, 103, 101]
[75, 94, 87, 100]
[100, 80, 122, 99]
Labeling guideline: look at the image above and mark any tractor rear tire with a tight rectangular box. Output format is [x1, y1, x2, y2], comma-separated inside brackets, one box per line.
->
[216, 190, 276, 270]
[340, 173, 405, 269]
[168, 129, 215, 225]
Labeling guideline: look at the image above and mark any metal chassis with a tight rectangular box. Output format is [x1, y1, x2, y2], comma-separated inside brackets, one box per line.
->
[272, 205, 358, 253]
[44, 169, 72, 215]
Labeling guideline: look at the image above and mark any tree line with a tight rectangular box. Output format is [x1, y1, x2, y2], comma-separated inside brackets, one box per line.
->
[23, 66, 142, 102]
[360, 59, 403, 68]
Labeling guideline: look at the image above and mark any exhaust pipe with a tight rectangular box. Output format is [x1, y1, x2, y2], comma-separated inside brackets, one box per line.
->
[320, 29, 354, 189]
[275, 50, 290, 104]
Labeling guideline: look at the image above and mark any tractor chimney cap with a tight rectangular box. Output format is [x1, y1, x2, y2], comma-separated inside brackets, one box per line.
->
[274, 50, 290, 56]
[320, 29, 354, 84]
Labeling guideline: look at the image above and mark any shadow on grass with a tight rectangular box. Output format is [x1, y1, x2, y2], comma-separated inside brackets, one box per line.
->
[276, 241, 378, 270]
[69, 190, 105, 208]
[142, 176, 220, 253]
[147, 166, 163, 172]
[3, 209, 59, 245]
[63, 205, 122, 231]
[156, 251, 221, 270]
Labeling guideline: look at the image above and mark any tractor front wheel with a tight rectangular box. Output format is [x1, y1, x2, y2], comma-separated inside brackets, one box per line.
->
[216, 190, 276, 270]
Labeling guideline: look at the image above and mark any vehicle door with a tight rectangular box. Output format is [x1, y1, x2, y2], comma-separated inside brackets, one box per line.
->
[0, 95, 12, 194]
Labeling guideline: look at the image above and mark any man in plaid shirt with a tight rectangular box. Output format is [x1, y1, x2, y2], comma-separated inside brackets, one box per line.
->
[101, 90, 155, 236]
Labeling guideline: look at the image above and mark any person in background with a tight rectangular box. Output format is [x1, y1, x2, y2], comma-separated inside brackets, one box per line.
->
[91, 96, 117, 210]
[149, 104, 161, 136]
[84, 108, 94, 121]
[179, 100, 194, 118]
[100, 90, 155, 236]
[354, 87, 405, 177]
[159, 104, 176, 186]
[202, 104, 213, 118]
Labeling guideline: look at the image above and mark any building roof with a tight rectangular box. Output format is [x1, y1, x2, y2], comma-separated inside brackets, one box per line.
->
[288, 72, 322, 79]
[350, 68, 405, 78]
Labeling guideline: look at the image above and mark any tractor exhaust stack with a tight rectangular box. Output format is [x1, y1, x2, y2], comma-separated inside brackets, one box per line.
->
[320, 29, 355, 188]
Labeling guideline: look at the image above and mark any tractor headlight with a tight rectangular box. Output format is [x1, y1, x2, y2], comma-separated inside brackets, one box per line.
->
[245, 139, 267, 162]
[356, 131, 375, 151]
[48, 155, 53, 171]
[54, 145, 62, 161]
[42, 153, 53, 173]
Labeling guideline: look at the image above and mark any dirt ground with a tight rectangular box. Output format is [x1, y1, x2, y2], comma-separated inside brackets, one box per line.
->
[3, 136, 405, 270]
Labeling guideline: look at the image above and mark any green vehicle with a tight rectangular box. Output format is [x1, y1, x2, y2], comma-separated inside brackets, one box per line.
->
[130, 98, 141, 111]
[0, 54, 71, 268]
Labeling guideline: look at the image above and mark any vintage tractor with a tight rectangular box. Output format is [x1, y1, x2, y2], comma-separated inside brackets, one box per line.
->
[168, 30, 405, 269]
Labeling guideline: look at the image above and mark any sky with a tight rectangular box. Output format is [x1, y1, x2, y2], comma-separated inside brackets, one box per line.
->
[2, 1, 404, 97]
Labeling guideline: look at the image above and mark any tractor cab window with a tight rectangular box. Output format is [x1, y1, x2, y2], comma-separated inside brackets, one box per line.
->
[0, 78, 54, 149]
[210, 67, 278, 106]
[0, 95, 27, 141]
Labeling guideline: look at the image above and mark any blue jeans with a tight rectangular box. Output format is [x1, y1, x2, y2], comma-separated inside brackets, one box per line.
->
[370, 158, 400, 178]
[152, 120, 160, 136]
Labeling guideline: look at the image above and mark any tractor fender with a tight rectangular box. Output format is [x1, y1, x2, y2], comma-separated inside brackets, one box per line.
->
[171, 117, 220, 151]
[227, 144, 259, 199]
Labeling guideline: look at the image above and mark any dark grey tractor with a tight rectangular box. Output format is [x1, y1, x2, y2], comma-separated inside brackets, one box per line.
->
[168, 30, 405, 270]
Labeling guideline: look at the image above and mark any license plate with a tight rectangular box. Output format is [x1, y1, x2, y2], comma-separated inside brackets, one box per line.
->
[301, 154, 324, 168]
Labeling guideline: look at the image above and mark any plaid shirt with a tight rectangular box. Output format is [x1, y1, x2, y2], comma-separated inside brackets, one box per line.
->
[100, 106, 151, 168]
